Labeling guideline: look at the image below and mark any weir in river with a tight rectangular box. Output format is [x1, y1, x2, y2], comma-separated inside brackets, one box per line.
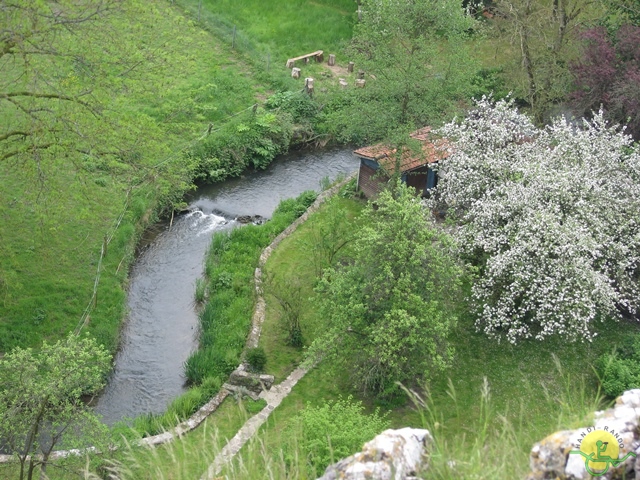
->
[95, 148, 358, 425]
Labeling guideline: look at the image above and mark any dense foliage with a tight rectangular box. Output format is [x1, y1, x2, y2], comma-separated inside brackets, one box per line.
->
[432, 98, 640, 343]
[597, 336, 640, 397]
[317, 0, 478, 143]
[570, 25, 640, 139]
[310, 184, 463, 395]
[0, 335, 111, 480]
[287, 396, 389, 472]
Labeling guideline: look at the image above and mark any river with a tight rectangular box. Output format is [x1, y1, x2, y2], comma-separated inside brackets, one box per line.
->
[95, 148, 358, 425]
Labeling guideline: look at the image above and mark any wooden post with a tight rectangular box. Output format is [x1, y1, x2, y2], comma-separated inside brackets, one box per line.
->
[347, 61, 355, 73]
[304, 78, 314, 97]
[328, 54, 336, 66]
[291, 67, 301, 79]
[316, 52, 324, 63]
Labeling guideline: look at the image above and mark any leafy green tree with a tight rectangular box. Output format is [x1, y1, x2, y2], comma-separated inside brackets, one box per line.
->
[308, 183, 463, 395]
[490, 0, 603, 123]
[0, 335, 111, 480]
[287, 396, 390, 472]
[319, 0, 477, 143]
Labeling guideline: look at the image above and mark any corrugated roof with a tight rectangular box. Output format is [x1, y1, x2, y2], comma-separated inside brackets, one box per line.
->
[353, 127, 451, 173]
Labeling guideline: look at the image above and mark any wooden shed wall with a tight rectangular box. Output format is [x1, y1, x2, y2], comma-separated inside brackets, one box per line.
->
[358, 159, 389, 199]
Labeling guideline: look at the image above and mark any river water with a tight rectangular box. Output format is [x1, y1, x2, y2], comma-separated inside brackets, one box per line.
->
[95, 148, 358, 425]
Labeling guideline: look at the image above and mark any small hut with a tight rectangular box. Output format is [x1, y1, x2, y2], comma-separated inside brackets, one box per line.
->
[354, 127, 450, 199]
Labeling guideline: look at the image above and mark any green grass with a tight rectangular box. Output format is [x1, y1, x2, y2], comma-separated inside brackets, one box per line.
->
[177, 0, 355, 64]
[0, 0, 264, 354]
[260, 195, 365, 381]
[185, 191, 319, 385]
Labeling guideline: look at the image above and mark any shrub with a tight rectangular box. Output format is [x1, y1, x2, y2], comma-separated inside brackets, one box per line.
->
[597, 336, 640, 397]
[246, 346, 267, 372]
[286, 396, 390, 472]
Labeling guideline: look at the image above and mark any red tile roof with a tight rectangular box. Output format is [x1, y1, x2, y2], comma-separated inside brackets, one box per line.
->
[353, 127, 451, 173]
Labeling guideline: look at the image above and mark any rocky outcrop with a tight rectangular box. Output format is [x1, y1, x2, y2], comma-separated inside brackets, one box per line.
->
[318, 428, 432, 480]
[527, 389, 640, 479]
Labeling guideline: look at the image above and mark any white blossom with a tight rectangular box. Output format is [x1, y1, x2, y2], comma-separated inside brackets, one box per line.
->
[430, 98, 640, 343]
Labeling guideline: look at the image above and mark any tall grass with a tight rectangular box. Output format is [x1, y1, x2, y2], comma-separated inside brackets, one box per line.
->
[85, 362, 606, 480]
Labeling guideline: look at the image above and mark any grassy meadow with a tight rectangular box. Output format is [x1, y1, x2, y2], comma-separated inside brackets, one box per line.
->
[0, 0, 301, 353]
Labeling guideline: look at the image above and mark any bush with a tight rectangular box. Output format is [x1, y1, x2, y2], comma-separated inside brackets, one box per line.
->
[265, 91, 319, 123]
[286, 396, 390, 472]
[190, 110, 294, 182]
[597, 336, 640, 398]
[246, 346, 267, 372]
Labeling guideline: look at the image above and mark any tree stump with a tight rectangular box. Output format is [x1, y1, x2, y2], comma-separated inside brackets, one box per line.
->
[339, 78, 348, 88]
[286, 59, 295, 68]
[347, 61, 355, 73]
[328, 54, 336, 66]
[357, 70, 365, 79]
[356, 79, 366, 88]
[291, 67, 301, 79]
[304, 77, 314, 97]
[316, 52, 324, 63]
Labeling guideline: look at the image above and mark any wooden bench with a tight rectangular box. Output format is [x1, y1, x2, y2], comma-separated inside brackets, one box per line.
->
[286, 50, 324, 68]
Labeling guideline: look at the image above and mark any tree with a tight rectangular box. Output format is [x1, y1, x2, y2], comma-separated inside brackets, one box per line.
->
[268, 273, 305, 347]
[569, 25, 640, 139]
[308, 184, 463, 395]
[0, 335, 111, 480]
[491, 0, 600, 123]
[319, 0, 477, 143]
[431, 97, 640, 343]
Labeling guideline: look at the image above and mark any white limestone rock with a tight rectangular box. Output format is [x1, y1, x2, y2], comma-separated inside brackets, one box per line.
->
[318, 428, 432, 480]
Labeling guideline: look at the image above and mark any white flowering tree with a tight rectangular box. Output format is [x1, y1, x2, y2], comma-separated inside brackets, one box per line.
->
[431, 98, 640, 343]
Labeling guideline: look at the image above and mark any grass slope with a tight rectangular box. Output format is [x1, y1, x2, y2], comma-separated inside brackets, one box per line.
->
[0, 1, 262, 353]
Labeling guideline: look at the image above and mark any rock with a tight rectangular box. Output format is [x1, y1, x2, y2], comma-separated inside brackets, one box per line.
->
[236, 215, 264, 224]
[318, 428, 432, 480]
[526, 431, 576, 479]
[527, 389, 640, 480]
[228, 368, 274, 395]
